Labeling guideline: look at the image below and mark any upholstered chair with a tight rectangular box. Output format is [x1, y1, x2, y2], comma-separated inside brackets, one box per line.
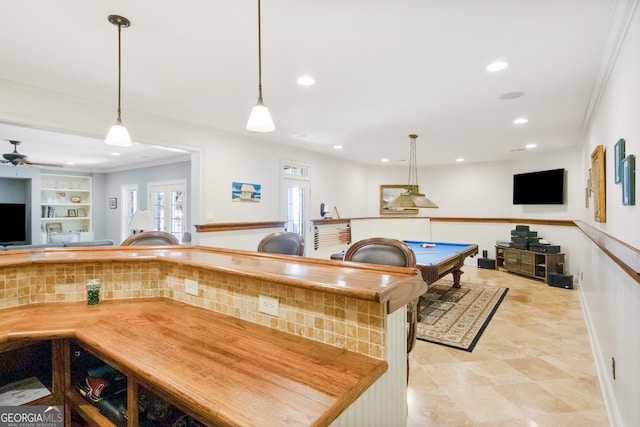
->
[344, 237, 419, 382]
[257, 231, 305, 256]
[121, 231, 180, 246]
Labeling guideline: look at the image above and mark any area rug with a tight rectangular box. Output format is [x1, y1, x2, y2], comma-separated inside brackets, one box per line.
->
[416, 280, 508, 352]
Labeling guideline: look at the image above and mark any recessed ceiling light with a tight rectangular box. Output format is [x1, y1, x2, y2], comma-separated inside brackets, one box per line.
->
[66, 161, 75, 165]
[499, 91, 524, 100]
[513, 117, 528, 125]
[486, 60, 509, 72]
[381, 158, 389, 163]
[297, 75, 315, 86]
[333, 145, 343, 150]
[525, 143, 537, 149]
[111, 152, 121, 156]
[456, 158, 464, 162]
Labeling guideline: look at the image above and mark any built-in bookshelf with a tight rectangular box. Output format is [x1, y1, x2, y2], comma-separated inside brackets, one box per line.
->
[40, 174, 92, 243]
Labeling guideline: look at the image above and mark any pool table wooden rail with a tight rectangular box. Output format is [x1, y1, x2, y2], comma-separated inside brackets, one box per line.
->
[413, 243, 479, 287]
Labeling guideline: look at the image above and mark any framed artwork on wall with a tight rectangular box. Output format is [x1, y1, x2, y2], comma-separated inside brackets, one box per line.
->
[614, 138, 625, 184]
[621, 154, 635, 206]
[591, 145, 606, 222]
[379, 185, 419, 214]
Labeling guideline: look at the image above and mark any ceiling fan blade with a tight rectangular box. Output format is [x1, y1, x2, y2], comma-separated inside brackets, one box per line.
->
[24, 160, 64, 168]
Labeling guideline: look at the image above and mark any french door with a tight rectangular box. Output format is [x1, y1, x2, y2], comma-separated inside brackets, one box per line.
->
[148, 180, 187, 241]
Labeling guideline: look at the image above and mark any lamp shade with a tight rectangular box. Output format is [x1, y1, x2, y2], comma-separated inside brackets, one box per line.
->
[128, 210, 156, 232]
[389, 134, 438, 209]
[246, 100, 275, 132]
[105, 119, 132, 147]
[387, 190, 438, 208]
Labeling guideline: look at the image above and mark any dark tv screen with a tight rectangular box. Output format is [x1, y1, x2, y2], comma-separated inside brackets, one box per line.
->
[0, 203, 27, 244]
[513, 169, 565, 205]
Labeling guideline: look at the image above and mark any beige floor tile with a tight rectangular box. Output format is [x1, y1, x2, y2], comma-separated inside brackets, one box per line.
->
[407, 266, 609, 426]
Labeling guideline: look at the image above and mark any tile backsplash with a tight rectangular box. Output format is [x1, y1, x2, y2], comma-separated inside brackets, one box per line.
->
[0, 261, 386, 358]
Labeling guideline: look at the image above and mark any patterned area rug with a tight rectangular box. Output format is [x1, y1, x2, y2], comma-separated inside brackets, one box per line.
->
[416, 280, 508, 352]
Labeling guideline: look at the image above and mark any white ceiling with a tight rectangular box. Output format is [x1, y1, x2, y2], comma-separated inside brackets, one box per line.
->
[0, 0, 616, 172]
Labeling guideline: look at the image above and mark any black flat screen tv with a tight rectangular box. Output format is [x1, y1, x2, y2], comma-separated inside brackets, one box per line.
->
[513, 168, 565, 205]
[0, 203, 27, 244]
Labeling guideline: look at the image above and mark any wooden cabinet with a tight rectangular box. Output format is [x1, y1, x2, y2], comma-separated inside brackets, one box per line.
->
[495, 246, 564, 283]
[0, 340, 65, 407]
[66, 340, 206, 427]
[0, 339, 207, 426]
[40, 173, 92, 243]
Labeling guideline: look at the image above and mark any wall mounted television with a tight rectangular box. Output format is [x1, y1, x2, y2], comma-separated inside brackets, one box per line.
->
[513, 168, 565, 205]
[0, 203, 27, 245]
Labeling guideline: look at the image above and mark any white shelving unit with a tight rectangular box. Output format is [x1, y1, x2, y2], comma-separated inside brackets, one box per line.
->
[40, 174, 93, 243]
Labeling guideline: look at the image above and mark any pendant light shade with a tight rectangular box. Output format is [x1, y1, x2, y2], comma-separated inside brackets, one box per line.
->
[388, 134, 438, 209]
[247, 98, 275, 132]
[105, 118, 131, 147]
[246, 0, 275, 132]
[105, 14, 132, 147]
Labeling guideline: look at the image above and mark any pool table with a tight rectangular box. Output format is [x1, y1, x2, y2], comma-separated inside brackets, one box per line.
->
[332, 240, 478, 288]
[404, 240, 479, 288]
[332, 240, 478, 323]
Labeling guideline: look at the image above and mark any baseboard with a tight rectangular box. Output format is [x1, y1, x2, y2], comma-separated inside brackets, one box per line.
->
[577, 284, 621, 427]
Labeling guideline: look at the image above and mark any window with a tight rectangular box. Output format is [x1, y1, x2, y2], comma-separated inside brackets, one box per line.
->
[121, 184, 139, 241]
[281, 162, 310, 253]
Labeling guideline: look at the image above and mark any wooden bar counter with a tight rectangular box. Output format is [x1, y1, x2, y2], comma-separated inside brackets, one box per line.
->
[0, 246, 427, 426]
[0, 299, 386, 426]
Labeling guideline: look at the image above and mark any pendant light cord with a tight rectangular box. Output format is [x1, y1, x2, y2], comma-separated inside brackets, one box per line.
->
[257, 0, 264, 102]
[408, 134, 419, 190]
[116, 21, 123, 122]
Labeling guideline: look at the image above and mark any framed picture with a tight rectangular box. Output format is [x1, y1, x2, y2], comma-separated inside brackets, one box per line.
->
[45, 222, 63, 234]
[109, 198, 117, 209]
[622, 154, 635, 206]
[614, 138, 625, 184]
[77, 208, 86, 217]
[380, 185, 419, 214]
[231, 181, 261, 202]
[591, 145, 606, 222]
[68, 209, 77, 217]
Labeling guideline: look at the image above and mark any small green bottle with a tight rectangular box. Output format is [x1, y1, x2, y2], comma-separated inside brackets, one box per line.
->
[86, 279, 101, 305]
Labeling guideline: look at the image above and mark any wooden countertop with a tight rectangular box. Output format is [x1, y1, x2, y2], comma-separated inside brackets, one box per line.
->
[0, 245, 427, 313]
[0, 298, 387, 427]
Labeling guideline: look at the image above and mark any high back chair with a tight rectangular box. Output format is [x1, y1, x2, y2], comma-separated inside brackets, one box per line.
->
[257, 231, 305, 256]
[344, 237, 419, 382]
[121, 231, 180, 246]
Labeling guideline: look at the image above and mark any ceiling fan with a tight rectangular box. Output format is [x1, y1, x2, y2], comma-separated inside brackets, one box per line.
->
[1, 140, 63, 167]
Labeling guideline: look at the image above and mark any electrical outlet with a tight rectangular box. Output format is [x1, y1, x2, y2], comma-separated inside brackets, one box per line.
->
[185, 279, 198, 296]
[258, 295, 279, 317]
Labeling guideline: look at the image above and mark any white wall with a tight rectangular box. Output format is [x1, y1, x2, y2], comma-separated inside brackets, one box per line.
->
[577, 3, 640, 426]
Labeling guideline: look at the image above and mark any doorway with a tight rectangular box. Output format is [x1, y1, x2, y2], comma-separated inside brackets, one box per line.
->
[148, 180, 187, 241]
[281, 162, 310, 255]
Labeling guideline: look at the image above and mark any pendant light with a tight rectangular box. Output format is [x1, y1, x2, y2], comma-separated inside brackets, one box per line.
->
[105, 14, 132, 146]
[246, 0, 275, 132]
[388, 134, 438, 209]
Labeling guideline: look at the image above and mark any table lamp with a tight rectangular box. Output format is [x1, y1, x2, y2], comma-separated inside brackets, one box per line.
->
[128, 210, 156, 234]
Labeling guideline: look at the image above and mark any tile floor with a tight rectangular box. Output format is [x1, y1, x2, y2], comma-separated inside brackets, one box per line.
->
[407, 266, 610, 426]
